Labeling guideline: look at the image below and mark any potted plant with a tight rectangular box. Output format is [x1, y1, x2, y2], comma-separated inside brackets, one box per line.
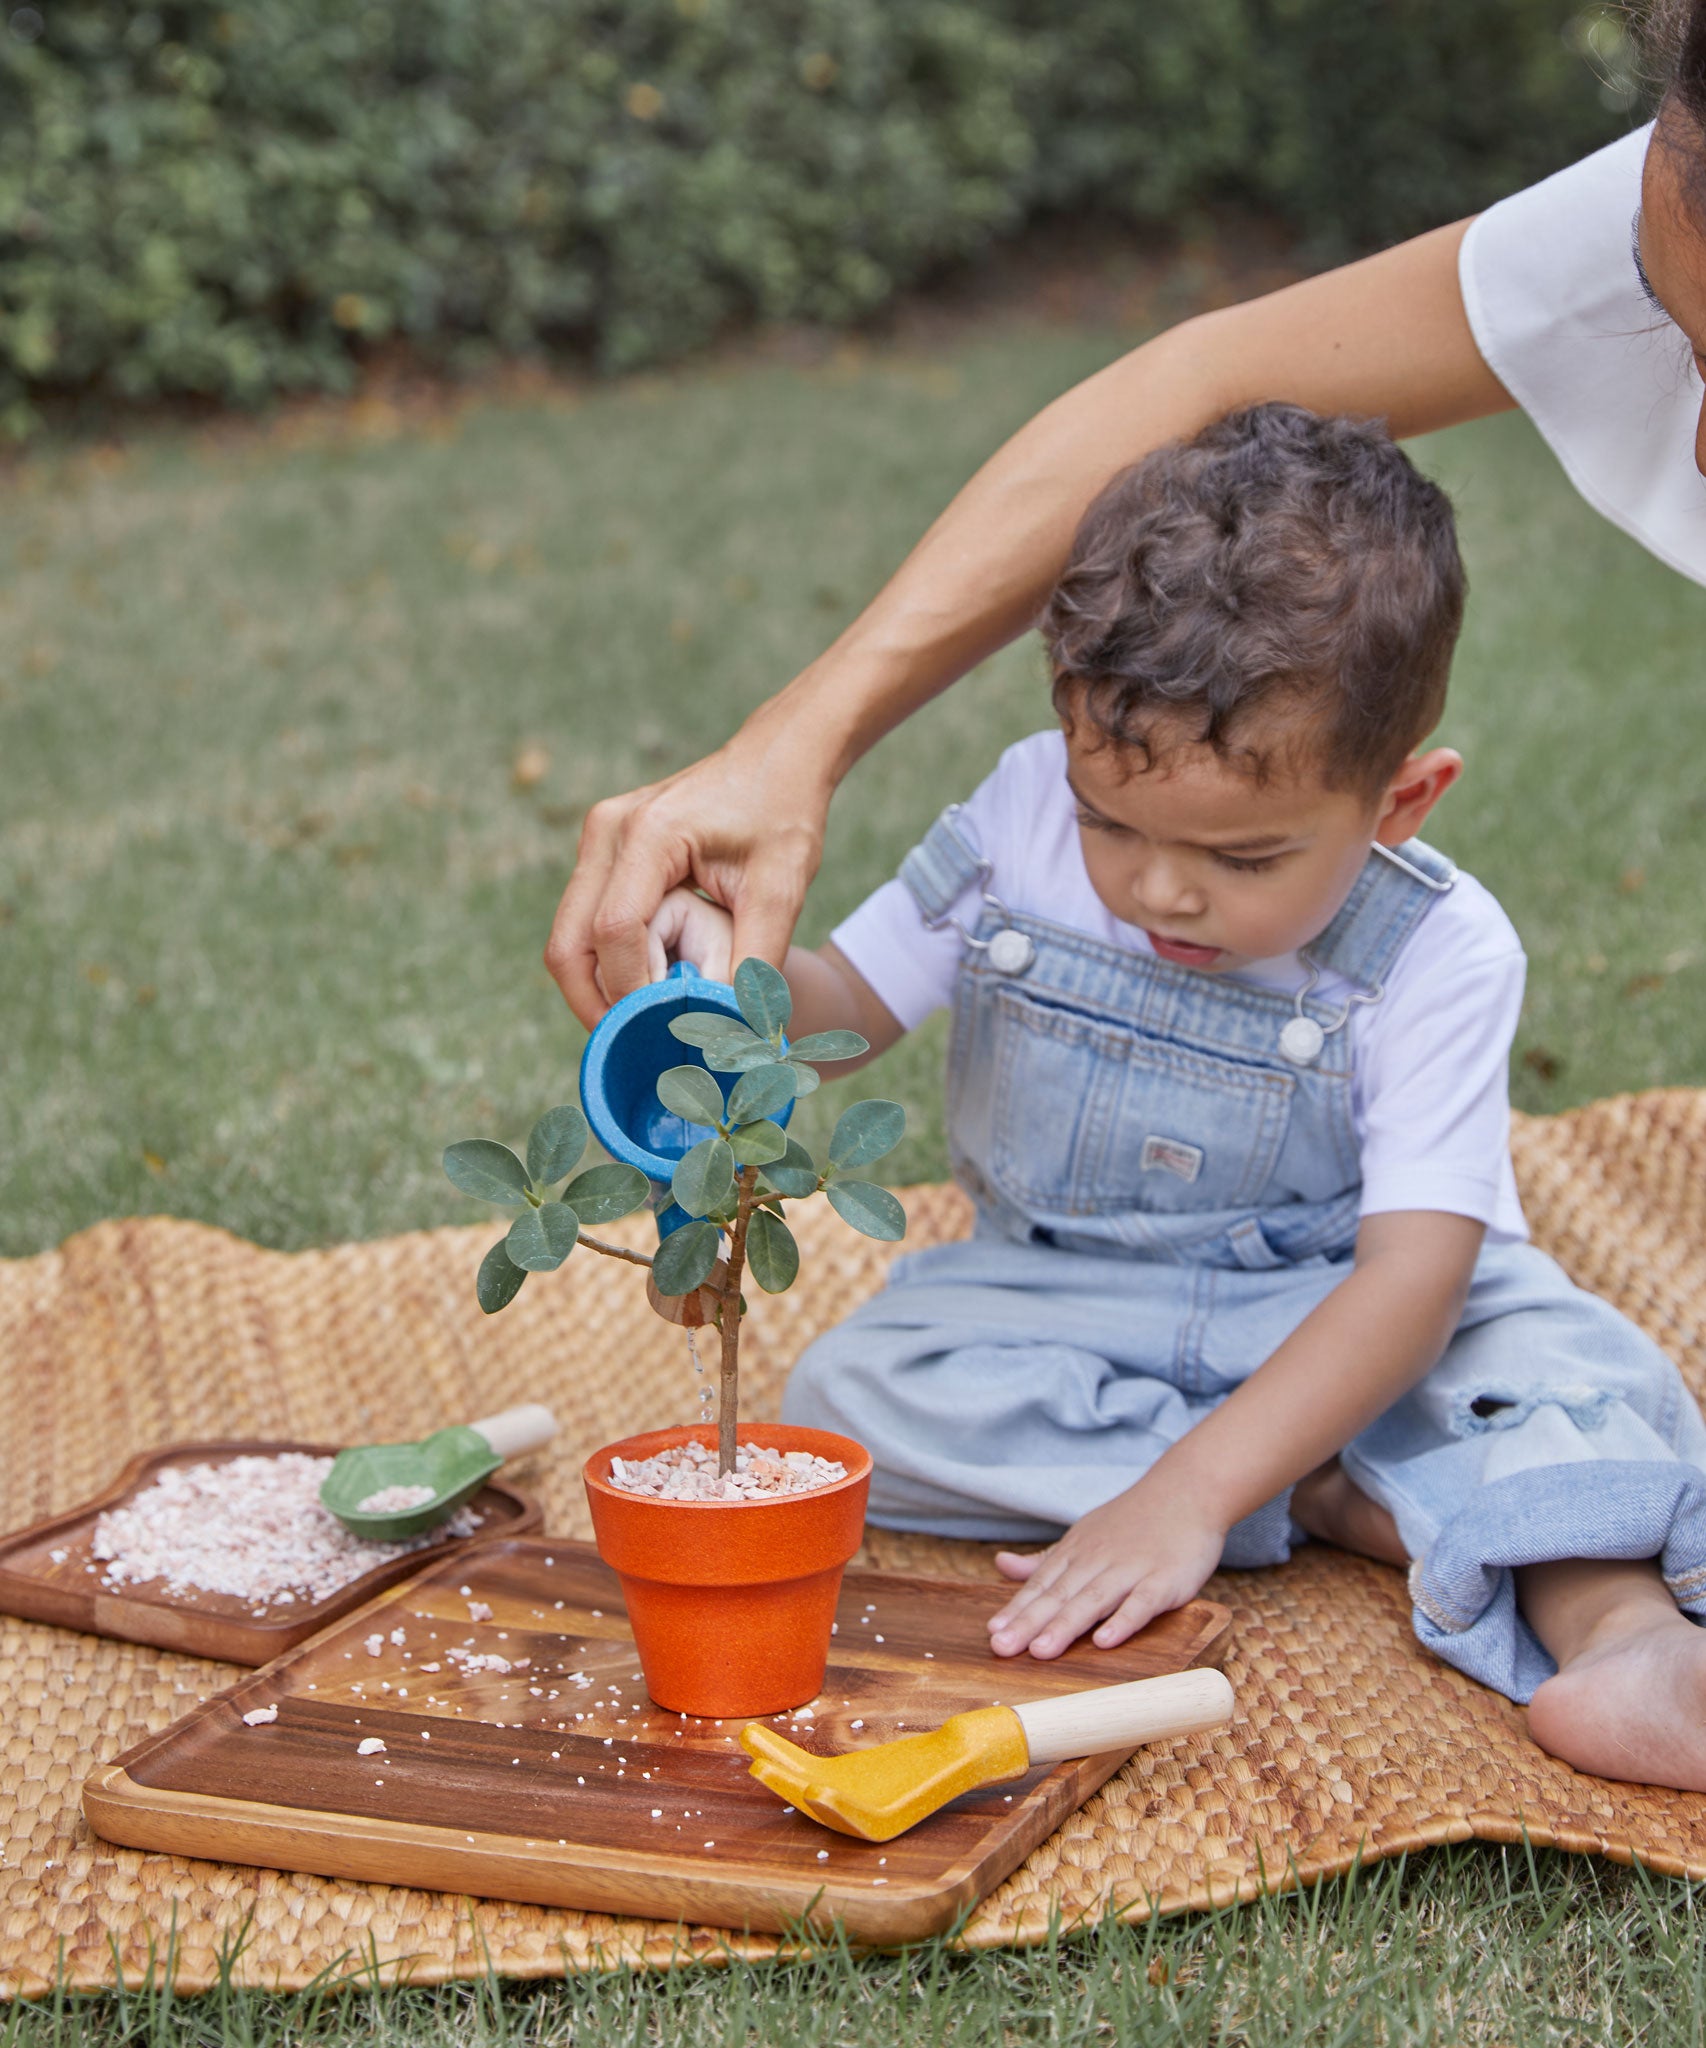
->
[442, 958, 907, 1716]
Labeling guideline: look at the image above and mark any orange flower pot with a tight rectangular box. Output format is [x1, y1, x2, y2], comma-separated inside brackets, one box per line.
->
[583, 1423, 872, 1718]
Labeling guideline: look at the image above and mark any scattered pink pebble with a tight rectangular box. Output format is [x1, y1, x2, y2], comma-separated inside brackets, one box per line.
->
[446, 1647, 515, 1675]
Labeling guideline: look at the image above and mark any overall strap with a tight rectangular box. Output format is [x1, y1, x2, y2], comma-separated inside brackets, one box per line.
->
[1307, 838, 1457, 992]
[898, 805, 991, 925]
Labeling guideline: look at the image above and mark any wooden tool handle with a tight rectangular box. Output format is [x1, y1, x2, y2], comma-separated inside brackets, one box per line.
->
[467, 1405, 558, 1460]
[1012, 1668, 1233, 1765]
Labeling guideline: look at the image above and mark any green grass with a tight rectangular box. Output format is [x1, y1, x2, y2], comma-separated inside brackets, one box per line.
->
[5, 321, 1706, 1259]
[5, 1846, 1706, 2047]
[9, 304, 1706, 2038]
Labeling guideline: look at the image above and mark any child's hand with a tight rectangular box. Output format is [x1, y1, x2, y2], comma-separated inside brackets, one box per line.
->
[644, 887, 735, 986]
[987, 1479, 1225, 1659]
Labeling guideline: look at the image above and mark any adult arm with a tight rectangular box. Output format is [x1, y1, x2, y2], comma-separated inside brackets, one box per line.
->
[548, 218, 1514, 1024]
[986, 1209, 1487, 1659]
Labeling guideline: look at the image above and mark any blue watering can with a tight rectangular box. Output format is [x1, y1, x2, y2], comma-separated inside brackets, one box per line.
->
[578, 961, 793, 1237]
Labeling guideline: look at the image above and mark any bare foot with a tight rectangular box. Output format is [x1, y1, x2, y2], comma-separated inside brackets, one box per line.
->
[1290, 1458, 1408, 1567]
[1527, 1604, 1706, 1791]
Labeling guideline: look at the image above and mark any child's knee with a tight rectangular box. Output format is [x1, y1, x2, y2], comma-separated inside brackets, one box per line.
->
[1439, 1270, 1698, 1460]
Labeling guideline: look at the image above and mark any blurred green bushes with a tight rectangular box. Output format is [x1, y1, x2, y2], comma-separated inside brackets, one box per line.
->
[0, 0, 1629, 427]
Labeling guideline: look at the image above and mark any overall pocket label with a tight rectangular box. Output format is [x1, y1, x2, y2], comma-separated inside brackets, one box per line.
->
[1140, 1134, 1205, 1183]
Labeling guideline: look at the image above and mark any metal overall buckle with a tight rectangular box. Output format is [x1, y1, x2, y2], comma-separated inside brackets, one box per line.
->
[1279, 842, 1453, 1063]
[921, 807, 1035, 976]
[1279, 960, 1381, 1066]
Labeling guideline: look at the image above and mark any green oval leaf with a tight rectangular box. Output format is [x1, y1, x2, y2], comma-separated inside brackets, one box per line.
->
[786, 1058, 820, 1097]
[476, 1237, 528, 1313]
[506, 1201, 581, 1272]
[745, 1209, 800, 1294]
[728, 1118, 788, 1167]
[727, 1061, 798, 1126]
[668, 1013, 765, 1053]
[733, 957, 792, 1040]
[560, 1162, 651, 1226]
[828, 1099, 906, 1170]
[651, 1218, 720, 1297]
[785, 1030, 869, 1064]
[526, 1105, 588, 1186]
[825, 1179, 907, 1242]
[703, 1037, 786, 1073]
[655, 1065, 729, 1128]
[443, 1139, 533, 1209]
[671, 1136, 735, 1220]
[761, 1137, 820, 1199]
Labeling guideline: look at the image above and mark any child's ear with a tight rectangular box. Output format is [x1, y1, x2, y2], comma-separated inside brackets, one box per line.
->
[1373, 748, 1463, 847]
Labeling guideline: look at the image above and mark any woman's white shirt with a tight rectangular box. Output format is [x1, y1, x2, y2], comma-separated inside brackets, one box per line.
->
[1460, 122, 1706, 586]
[832, 733, 1529, 1242]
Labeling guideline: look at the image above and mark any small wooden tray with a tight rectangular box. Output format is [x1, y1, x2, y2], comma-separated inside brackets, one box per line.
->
[0, 1441, 540, 1664]
[85, 1537, 1230, 1943]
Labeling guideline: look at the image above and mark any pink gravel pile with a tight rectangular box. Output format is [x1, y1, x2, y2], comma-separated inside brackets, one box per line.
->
[606, 1440, 847, 1502]
[91, 1453, 480, 1608]
[355, 1484, 437, 1514]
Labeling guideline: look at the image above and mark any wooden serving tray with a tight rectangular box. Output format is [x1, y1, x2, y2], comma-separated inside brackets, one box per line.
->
[85, 1537, 1231, 1943]
[0, 1441, 540, 1663]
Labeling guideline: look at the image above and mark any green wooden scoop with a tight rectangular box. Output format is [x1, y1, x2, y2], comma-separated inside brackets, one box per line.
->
[318, 1404, 558, 1541]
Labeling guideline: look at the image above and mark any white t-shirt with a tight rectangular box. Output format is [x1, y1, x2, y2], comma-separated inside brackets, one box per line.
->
[832, 733, 1529, 1241]
[1460, 123, 1706, 587]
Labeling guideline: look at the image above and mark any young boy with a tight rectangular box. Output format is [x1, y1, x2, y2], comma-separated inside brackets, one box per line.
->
[647, 403, 1706, 1792]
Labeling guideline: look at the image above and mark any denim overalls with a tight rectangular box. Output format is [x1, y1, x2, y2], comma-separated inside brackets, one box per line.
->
[783, 808, 1706, 1701]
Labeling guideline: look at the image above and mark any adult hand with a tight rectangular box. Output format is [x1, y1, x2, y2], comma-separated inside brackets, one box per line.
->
[545, 709, 831, 1027]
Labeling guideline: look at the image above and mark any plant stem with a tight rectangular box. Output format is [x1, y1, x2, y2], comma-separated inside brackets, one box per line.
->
[716, 1165, 758, 1476]
[579, 1234, 653, 1270]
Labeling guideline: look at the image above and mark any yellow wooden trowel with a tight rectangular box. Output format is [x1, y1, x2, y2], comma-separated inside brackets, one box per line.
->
[740, 1667, 1234, 1842]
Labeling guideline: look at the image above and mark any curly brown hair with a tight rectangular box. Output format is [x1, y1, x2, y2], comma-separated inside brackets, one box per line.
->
[1040, 403, 1466, 797]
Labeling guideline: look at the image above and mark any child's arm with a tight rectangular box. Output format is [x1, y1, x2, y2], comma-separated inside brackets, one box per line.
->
[987, 1209, 1485, 1659]
[648, 888, 906, 1064]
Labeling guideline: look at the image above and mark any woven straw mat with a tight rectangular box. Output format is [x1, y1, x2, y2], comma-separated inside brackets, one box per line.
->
[5, 1090, 1706, 1996]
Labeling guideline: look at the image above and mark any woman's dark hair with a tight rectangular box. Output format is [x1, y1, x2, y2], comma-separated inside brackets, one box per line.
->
[1648, 0, 1706, 216]
[1040, 403, 1466, 797]
[1650, 0, 1706, 130]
